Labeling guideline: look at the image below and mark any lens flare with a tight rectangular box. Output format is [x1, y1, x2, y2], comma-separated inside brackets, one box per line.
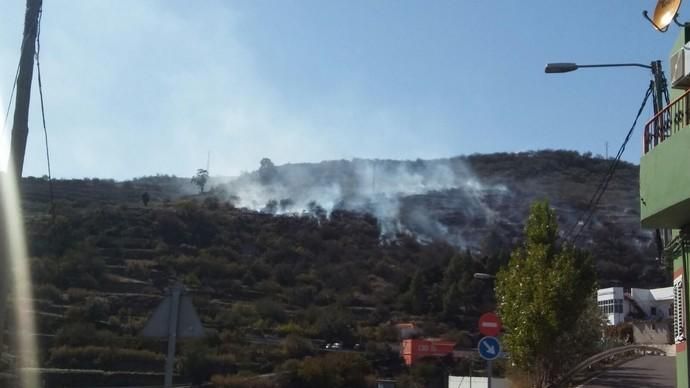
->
[0, 96, 40, 387]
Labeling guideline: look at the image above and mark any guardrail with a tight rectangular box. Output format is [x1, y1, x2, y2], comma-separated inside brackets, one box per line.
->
[553, 344, 667, 387]
[644, 89, 690, 153]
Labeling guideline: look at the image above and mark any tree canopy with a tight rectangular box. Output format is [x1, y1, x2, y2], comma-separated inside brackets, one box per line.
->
[495, 201, 598, 387]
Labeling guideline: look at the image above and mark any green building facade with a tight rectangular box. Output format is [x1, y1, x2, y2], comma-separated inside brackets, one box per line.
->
[640, 26, 690, 388]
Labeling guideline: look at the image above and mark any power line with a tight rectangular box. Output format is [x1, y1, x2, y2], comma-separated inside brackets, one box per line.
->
[4, 26, 36, 144]
[570, 83, 653, 243]
[35, 7, 55, 219]
[3, 63, 20, 132]
[565, 82, 654, 244]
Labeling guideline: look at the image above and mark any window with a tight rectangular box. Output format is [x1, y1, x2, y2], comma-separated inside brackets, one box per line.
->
[651, 306, 657, 316]
[614, 299, 623, 313]
[598, 299, 619, 314]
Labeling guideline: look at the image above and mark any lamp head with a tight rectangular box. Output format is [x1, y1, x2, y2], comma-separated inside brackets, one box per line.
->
[545, 63, 579, 74]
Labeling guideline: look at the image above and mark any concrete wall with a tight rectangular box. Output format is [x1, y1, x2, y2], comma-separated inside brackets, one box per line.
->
[632, 320, 673, 344]
[448, 376, 508, 388]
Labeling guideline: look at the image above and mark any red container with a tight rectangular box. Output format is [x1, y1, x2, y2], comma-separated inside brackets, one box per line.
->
[401, 338, 456, 366]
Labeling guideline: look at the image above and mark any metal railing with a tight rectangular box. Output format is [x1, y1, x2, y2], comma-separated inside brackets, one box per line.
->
[553, 344, 667, 387]
[644, 89, 690, 153]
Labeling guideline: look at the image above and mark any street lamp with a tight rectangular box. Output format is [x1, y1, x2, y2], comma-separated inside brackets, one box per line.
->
[473, 273, 496, 280]
[545, 60, 669, 148]
[544, 62, 653, 74]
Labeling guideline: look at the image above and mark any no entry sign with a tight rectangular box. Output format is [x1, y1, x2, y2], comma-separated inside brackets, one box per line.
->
[478, 312, 501, 337]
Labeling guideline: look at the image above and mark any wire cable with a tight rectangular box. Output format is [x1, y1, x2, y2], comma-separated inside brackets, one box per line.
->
[3, 28, 34, 135]
[3, 63, 20, 133]
[570, 84, 653, 243]
[566, 82, 654, 244]
[35, 6, 55, 220]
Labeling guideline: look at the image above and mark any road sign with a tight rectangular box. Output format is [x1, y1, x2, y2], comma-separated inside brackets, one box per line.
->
[478, 336, 501, 361]
[479, 312, 502, 336]
[141, 283, 205, 388]
[141, 291, 205, 338]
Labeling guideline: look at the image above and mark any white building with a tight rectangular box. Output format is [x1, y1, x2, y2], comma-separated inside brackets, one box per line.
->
[597, 286, 673, 325]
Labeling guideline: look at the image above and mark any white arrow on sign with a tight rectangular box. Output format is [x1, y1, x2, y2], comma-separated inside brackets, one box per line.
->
[483, 341, 496, 355]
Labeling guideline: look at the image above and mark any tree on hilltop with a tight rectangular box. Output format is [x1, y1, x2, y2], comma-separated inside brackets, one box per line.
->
[191, 169, 209, 193]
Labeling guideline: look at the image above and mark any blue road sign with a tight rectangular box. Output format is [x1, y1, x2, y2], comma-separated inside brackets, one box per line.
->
[478, 336, 501, 361]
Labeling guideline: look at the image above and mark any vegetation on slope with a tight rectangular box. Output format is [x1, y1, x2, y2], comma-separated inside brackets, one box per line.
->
[11, 150, 669, 386]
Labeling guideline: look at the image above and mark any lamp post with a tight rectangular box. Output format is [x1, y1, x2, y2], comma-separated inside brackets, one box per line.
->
[544, 60, 668, 119]
[473, 272, 498, 388]
[544, 62, 652, 73]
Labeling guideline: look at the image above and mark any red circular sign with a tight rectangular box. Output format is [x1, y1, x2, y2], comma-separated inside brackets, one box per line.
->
[479, 312, 502, 336]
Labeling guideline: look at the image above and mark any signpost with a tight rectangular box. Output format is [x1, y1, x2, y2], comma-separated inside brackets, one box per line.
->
[141, 283, 205, 388]
[478, 312, 502, 388]
[478, 336, 501, 388]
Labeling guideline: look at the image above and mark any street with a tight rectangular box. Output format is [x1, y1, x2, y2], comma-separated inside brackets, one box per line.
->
[583, 356, 675, 388]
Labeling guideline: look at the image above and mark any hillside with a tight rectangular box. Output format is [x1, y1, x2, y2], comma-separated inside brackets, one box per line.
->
[8, 149, 669, 387]
[216, 150, 661, 287]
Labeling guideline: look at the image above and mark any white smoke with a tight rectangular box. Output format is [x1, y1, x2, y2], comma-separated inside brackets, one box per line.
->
[215, 158, 508, 246]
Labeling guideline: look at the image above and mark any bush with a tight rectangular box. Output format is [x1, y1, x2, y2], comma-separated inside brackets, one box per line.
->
[296, 352, 371, 388]
[65, 296, 111, 322]
[179, 342, 237, 384]
[273, 263, 295, 286]
[288, 286, 316, 308]
[210, 375, 278, 388]
[48, 346, 164, 371]
[156, 211, 189, 245]
[215, 304, 258, 329]
[282, 334, 314, 358]
[31, 257, 59, 284]
[65, 288, 93, 302]
[256, 280, 282, 295]
[255, 299, 287, 324]
[126, 260, 151, 279]
[54, 323, 116, 347]
[34, 283, 63, 303]
[56, 245, 106, 289]
[276, 322, 308, 337]
[314, 308, 354, 343]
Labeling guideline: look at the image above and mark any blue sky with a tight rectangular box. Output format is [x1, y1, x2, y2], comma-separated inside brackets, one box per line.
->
[0, 1, 680, 179]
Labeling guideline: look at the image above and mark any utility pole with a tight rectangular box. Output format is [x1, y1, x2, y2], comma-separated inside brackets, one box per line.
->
[605, 141, 608, 159]
[141, 283, 205, 388]
[206, 151, 210, 174]
[11, 0, 41, 176]
[0, 0, 42, 354]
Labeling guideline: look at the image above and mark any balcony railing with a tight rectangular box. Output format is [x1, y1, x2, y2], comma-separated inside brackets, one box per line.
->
[644, 89, 690, 153]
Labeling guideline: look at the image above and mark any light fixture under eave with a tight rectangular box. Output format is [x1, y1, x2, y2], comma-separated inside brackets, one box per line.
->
[643, 0, 684, 32]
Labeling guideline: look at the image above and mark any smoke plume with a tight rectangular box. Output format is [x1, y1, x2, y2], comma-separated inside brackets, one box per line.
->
[214, 157, 508, 248]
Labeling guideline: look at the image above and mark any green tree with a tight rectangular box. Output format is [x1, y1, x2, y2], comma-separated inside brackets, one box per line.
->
[297, 352, 370, 388]
[259, 157, 277, 184]
[191, 168, 209, 193]
[550, 297, 606, 374]
[441, 252, 483, 321]
[495, 201, 597, 387]
[282, 334, 314, 358]
[442, 281, 463, 320]
[405, 270, 428, 315]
